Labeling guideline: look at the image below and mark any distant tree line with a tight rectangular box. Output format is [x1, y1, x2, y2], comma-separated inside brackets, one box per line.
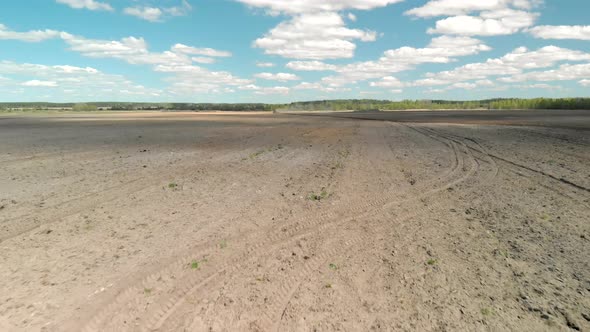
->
[1, 98, 590, 112]
[282, 98, 590, 111]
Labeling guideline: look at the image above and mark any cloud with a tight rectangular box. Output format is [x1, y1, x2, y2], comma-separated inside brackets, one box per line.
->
[21, 80, 58, 87]
[428, 9, 537, 36]
[407, 0, 540, 36]
[123, 1, 192, 22]
[283, 36, 489, 91]
[56, 0, 113, 11]
[123, 7, 163, 22]
[529, 25, 590, 40]
[0, 23, 61, 42]
[254, 12, 377, 59]
[256, 62, 275, 67]
[238, 84, 261, 90]
[254, 86, 290, 95]
[62, 34, 232, 67]
[0, 60, 160, 97]
[406, 0, 539, 17]
[286, 60, 338, 71]
[0, 23, 247, 98]
[235, 0, 402, 14]
[320, 36, 491, 86]
[171, 44, 232, 57]
[240, 1, 403, 61]
[580, 79, 590, 87]
[369, 76, 404, 88]
[163, 0, 193, 16]
[293, 82, 348, 92]
[192, 57, 216, 64]
[60, 33, 191, 66]
[413, 46, 590, 87]
[57, 32, 247, 95]
[154, 64, 252, 95]
[254, 72, 300, 81]
[498, 63, 590, 83]
[515, 83, 562, 89]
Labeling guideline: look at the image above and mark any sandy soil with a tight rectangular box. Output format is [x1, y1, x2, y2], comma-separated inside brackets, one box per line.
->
[0, 111, 588, 331]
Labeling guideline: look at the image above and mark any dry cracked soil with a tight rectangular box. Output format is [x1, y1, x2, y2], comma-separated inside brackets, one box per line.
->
[0, 110, 589, 331]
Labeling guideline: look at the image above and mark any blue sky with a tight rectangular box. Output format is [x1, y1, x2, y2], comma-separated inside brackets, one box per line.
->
[0, 0, 589, 103]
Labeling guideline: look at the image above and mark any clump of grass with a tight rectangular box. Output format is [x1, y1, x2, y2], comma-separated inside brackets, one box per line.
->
[249, 150, 266, 159]
[248, 144, 285, 160]
[427, 259, 437, 265]
[325, 283, 332, 289]
[329, 263, 339, 270]
[338, 149, 350, 158]
[220, 240, 227, 249]
[331, 162, 343, 170]
[308, 189, 330, 201]
[255, 276, 269, 282]
[481, 308, 492, 316]
[144, 288, 153, 295]
[190, 260, 200, 270]
[168, 183, 178, 189]
[493, 249, 510, 259]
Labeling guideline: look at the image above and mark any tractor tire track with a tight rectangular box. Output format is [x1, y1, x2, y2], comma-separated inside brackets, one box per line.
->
[106, 127, 480, 331]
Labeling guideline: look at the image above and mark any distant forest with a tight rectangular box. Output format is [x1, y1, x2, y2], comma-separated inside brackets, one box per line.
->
[283, 98, 590, 111]
[1, 98, 590, 112]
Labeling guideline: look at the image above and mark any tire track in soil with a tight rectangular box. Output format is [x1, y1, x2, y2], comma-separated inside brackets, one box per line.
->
[414, 126, 499, 184]
[264, 207, 447, 332]
[61, 129, 356, 330]
[0, 162, 213, 243]
[517, 126, 590, 147]
[124, 125, 481, 332]
[271, 125, 502, 332]
[421, 126, 590, 206]
[76, 122, 470, 331]
[382, 123, 461, 196]
[150, 122, 466, 330]
[0, 126, 306, 243]
[432, 130, 590, 330]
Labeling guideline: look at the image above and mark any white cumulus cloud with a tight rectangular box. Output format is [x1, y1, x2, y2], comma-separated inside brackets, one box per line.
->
[408, 0, 540, 36]
[0, 23, 61, 42]
[529, 25, 590, 40]
[21, 80, 58, 87]
[235, 0, 402, 14]
[172, 44, 232, 57]
[254, 12, 377, 60]
[413, 46, 590, 88]
[428, 9, 537, 36]
[256, 62, 275, 68]
[254, 86, 290, 95]
[286, 61, 338, 71]
[123, 1, 192, 22]
[254, 72, 301, 81]
[123, 7, 163, 22]
[56, 0, 113, 11]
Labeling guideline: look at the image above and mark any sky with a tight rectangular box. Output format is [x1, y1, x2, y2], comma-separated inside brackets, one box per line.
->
[0, 0, 589, 103]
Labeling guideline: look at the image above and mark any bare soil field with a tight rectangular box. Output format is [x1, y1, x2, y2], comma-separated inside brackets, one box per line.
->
[0, 110, 589, 331]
